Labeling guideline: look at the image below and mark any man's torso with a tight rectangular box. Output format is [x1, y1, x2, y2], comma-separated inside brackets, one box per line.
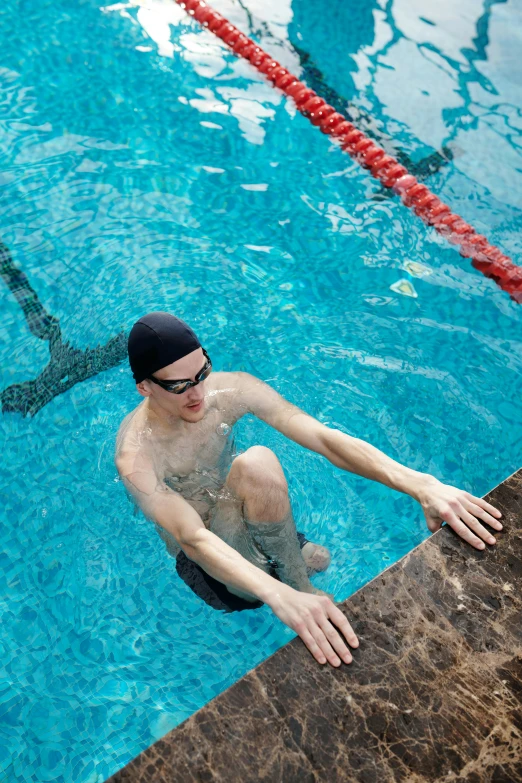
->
[115, 371, 245, 524]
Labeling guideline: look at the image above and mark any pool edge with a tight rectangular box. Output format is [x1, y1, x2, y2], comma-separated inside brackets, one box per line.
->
[106, 466, 522, 782]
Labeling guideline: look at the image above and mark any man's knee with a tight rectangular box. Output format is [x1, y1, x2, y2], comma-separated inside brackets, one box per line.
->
[231, 446, 287, 492]
[228, 446, 289, 520]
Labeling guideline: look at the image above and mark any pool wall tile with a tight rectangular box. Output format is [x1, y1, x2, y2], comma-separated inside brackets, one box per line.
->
[107, 468, 522, 782]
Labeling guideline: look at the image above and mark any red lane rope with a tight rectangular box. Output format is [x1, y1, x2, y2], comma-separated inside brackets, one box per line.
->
[175, 0, 522, 303]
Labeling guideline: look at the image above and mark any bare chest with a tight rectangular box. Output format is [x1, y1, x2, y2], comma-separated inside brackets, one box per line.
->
[154, 408, 234, 481]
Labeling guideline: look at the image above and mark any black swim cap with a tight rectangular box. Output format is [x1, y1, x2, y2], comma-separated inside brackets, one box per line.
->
[128, 312, 201, 383]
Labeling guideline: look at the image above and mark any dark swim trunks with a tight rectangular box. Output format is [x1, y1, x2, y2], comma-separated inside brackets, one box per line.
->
[175, 532, 311, 612]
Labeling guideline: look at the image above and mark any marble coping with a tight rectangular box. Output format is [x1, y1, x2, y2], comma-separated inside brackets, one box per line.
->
[107, 468, 522, 782]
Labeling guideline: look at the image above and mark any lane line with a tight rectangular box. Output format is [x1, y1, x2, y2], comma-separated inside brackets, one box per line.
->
[0, 242, 127, 416]
[176, 0, 522, 303]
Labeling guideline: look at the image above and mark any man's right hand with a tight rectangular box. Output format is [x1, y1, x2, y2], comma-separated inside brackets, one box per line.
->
[267, 584, 359, 667]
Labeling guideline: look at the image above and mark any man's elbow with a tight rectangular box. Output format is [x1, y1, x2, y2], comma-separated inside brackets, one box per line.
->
[177, 526, 210, 562]
[321, 427, 354, 466]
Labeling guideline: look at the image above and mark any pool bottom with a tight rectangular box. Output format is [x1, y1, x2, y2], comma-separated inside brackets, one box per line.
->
[106, 467, 522, 782]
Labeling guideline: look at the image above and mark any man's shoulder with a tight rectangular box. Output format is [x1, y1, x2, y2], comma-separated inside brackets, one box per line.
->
[210, 369, 261, 391]
[209, 369, 242, 388]
[209, 370, 267, 405]
[208, 370, 276, 424]
[115, 405, 144, 458]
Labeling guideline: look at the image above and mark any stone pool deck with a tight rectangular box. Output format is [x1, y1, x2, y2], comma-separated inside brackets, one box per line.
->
[108, 468, 522, 782]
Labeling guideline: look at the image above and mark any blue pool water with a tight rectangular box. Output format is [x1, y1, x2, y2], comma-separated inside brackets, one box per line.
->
[1, 0, 521, 779]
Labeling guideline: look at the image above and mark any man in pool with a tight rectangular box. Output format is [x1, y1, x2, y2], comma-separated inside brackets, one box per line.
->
[116, 311, 503, 668]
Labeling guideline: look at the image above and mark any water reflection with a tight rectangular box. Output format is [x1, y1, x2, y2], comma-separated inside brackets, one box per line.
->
[107, 0, 521, 214]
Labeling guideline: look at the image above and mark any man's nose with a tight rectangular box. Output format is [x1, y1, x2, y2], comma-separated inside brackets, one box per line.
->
[187, 387, 204, 401]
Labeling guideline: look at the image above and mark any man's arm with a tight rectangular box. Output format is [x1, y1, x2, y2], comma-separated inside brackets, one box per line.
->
[231, 372, 503, 550]
[115, 448, 359, 667]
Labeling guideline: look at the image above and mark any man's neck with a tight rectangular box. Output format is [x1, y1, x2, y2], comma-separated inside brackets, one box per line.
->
[144, 397, 186, 431]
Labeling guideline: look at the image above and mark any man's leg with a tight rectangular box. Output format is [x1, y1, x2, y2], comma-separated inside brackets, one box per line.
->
[210, 446, 330, 598]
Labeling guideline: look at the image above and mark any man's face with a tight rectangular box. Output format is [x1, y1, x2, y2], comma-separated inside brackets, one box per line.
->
[137, 347, 208, 422]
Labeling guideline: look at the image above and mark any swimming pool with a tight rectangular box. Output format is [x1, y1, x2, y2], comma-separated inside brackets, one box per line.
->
[1, 0, 521, 779]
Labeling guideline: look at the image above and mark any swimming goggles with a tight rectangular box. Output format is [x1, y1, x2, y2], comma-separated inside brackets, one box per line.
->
[148, 349, 212, 394]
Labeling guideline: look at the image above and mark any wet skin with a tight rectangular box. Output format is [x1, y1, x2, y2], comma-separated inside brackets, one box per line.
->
[116, 348, 503, 668]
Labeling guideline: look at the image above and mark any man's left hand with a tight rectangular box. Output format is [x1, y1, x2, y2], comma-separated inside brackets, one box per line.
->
[417, 478, 503, 550]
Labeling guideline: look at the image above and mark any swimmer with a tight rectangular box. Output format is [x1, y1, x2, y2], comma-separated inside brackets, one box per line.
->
[115, 312, 503, 668]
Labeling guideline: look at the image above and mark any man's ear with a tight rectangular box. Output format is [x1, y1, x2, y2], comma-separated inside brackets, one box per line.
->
[136, 381, 152, 398]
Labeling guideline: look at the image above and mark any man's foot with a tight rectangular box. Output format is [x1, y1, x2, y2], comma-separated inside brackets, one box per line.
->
[301, 542, 331, 574]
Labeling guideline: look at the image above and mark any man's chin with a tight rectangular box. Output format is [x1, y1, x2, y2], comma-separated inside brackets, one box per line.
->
[181, 401, 205, 421]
